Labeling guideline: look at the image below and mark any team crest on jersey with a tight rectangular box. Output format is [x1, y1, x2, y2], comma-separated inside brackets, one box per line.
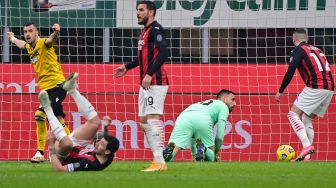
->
[30, 55, 40, 64]
[156, 34, 163, 42]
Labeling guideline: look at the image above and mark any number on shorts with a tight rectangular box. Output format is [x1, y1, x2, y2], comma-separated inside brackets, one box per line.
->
[145, 96, 154, 106]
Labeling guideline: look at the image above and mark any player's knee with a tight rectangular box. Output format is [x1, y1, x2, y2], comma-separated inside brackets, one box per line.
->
[140, 116, 147, 124]
[140, 122, 150, 131]
[35, 110, 47, 121]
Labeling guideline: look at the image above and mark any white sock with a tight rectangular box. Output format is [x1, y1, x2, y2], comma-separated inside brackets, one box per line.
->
[44, 107, 67, 141]
[302, 114, 314, 158]
[147, 119, 165, 164]
[287, 111, 311, 148]
[70, 89, 97, 120]
[140, 123, 152, 148]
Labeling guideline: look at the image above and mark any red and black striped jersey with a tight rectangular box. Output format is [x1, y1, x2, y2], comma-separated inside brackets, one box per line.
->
[63, 145, 113, 172]
[279, 42, 334, 93]
[125, 21, 169, 85]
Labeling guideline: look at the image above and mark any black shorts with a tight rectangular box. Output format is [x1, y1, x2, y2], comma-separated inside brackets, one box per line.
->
[38, 85, 67, 118]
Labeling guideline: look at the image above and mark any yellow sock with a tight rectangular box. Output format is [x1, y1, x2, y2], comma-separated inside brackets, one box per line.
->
[57, 117, 71, 135]
[35, 110, 47, 151]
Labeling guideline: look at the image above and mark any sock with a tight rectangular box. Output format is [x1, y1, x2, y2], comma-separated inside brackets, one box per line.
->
[204, 147, 215, 161]
[140, 122, 152, 148]
[58, 117, 71, 135]
[36, 120, 47, 151]
[287, 111, 311, 148]
[147, 119, 165, 164]
[70, 89, 97, 120]
[302, 114, 314, 158]
[35, 110, 47, 152]
[44, 107, 67, 141]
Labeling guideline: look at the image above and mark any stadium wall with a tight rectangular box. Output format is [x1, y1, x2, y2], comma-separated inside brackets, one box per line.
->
[1, 64, 336, 161]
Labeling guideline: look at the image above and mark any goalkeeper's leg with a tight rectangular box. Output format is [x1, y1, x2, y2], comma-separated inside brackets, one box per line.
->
[194, 139, 215, 162]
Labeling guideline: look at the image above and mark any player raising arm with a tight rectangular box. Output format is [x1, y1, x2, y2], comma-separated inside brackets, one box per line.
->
[275, 29, 334, 162]
[7, 22, 71, 163]
[44, 73, 119, 172]
[114, 1, 169, 172]
[163, 89, 236, 162]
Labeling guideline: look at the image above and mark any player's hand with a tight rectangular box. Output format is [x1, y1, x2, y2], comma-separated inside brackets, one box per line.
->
[46, 131, 56, 146]
[142, 74, 152, 90]
[52, 23, 60, 32]
[102, 115, 112, 127]
[275, 92, 283, 102]
[7, 32, 15, 39]
[113, 65, 127, 78]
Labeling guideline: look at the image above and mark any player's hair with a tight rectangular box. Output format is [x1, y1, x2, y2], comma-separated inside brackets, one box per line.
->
[217, 89, 235, 99]
[137, 1, 157, 16]
[293, 28, 308, 43]
[104, 134, 120, 157]
[293, 28, 307, 35]
[24, 22, 39, 30]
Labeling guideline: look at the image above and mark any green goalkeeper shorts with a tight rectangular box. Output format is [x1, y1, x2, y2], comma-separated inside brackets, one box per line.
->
[168, 111, 214, 149]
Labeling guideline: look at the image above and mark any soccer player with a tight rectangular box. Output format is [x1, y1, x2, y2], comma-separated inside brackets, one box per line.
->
[7, 22, 71, 163]
[114, 1, 169, 172]
[44, 73, 120, 172]
[275, 29, 334, 162]
[163, 89, 236, 162]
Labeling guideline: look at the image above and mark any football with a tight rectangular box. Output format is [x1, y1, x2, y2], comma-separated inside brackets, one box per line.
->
[276, 145, 295, 161]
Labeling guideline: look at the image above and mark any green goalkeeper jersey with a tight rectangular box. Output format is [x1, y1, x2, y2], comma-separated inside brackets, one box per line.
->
[183, 99, 229, 127]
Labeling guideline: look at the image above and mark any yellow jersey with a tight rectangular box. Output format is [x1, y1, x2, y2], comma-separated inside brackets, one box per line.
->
[25, 38, 65, 91]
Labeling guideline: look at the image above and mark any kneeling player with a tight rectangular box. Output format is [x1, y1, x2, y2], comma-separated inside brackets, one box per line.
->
[163, 89, 236, 162]
[43, 73, 119, 172]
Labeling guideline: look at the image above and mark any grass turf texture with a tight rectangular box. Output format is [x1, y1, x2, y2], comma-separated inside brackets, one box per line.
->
[1, 161, 336, 188]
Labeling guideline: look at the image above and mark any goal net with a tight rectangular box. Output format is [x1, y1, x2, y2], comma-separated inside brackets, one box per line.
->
[1, 0, 336, 161]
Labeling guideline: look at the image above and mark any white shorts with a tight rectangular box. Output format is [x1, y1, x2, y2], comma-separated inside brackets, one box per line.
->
[69, 132, 92, 147]
[294, 87, 334, 117]
[138, 85, 169, 117]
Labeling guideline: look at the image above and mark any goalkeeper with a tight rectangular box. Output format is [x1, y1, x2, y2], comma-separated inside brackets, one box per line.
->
[7, 22, 71, 163]
[163, 89, 236, 162]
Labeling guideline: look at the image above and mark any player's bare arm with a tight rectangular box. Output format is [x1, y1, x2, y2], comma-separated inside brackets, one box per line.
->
[46, 131, 68, 172]
[7, 32, 26, 49]
[45, 23, 60, 47]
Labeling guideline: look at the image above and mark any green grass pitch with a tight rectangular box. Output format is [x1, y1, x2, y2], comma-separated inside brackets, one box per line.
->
[1, 161, 336, 188]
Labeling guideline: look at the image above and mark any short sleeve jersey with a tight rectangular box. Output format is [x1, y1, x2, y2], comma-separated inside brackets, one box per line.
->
[25, 38, 65, 90]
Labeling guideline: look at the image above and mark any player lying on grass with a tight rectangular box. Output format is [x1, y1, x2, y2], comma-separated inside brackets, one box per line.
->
[163, 89, 236, 162]
[43, 73, 119, 172]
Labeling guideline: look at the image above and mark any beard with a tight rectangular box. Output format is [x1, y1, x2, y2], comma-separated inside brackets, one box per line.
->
[138, 16, 148, 25]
